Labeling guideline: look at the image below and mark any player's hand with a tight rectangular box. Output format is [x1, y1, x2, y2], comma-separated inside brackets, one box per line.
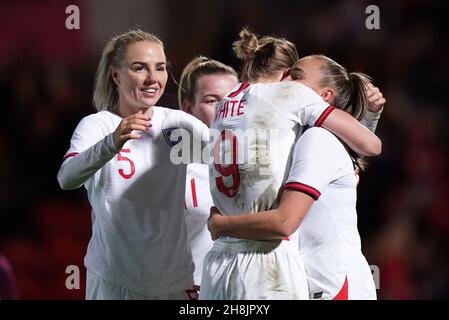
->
[113, 110, 152, 149]
[366, 84, 386, 113]
[208, 206, 223, 241]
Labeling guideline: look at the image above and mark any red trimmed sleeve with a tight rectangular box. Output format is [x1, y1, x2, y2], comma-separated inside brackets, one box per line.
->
[314, 105, 335, 127]
[281, 182, 321, 200]
[63, 152, 79, 160]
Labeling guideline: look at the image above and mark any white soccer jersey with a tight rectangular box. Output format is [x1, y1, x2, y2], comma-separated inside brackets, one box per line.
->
[201, 82, 332, 300]
[209, 81, 333, 216]
[184, 163, 214, 286]
[284, 127, 377, 300]
[57, 107, 209, 297]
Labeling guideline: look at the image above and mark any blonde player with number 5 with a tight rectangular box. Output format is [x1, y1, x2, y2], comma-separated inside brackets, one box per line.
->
[57, 30, 209, 300]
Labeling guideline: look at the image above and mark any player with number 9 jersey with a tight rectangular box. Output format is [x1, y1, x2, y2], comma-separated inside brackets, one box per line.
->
[202, 81, 332, 300]
[209, 81, 333, 217]
[200, 29, 380, 300]
[201, 29, 380, 300]
[205, 54, 382, 300]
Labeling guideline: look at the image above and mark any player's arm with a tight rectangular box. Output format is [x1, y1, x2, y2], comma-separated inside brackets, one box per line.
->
[320, 108, 381, 156]
[57, 111, 150, 190]
[208, 191, 314, 240]
[57, 132, 119, 190]
[321, 85, 385, 154]
[209, 128, 338, 241]
[296, 84, 381, 157]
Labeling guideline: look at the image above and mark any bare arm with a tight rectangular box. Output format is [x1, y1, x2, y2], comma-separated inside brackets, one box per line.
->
[208, 190, 314, 240]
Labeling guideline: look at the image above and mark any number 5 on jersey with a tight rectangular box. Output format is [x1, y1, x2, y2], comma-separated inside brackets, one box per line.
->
[117, 149, 135, 179]
[214, 130, 240, 197]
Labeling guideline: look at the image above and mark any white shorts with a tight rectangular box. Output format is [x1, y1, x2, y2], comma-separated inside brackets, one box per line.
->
[199, 238, 309, 300]
[86, 270, 198, 300]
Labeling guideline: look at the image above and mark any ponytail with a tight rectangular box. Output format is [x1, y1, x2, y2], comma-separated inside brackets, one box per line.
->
[233, 28, 298, 82]
[348, 72, 371, 121]
[308, 55, 375, 171]
[233, 29, 259, 60]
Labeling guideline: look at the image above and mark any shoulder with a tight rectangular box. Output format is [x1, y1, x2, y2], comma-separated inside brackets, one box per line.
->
[155, 106, 190, 119]
[254, 81, 309, 92]
[155, 106, 183, 124]
[299, 127, 346, 153]
[301, 127, 337, 142]
[79, 110, 117, 124]
[71, 111, 119, 139]
[157, 106, 206, 129]
[78, 110, 117, 126]
[251, 82, 318, 100]
[249, 82, 292, 93]
[299, 128, 353, 167]
[154, 105, 177, 114]
[75, 111, 104, 128]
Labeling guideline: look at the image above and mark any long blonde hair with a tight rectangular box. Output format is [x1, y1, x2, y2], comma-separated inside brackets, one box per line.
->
[93, 29, 164, 111]
[178, 56, 237, 109]
[233, 28, 298, 82]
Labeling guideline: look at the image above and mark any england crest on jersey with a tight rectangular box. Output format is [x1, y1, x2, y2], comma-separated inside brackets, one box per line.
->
[162, 127, 182, 147]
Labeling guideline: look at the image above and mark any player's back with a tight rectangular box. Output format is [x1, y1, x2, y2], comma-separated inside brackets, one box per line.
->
[210, 81, 329, 216]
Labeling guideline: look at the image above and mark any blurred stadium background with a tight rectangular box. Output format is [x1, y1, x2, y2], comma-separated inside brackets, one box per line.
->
[0, 0, 447, 299]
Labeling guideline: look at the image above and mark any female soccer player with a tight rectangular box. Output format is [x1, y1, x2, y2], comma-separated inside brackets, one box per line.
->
[208, 54, 384, 299]
[57, 30, 209, 300]
[200, 29, 382, 300]
[178, 56, 238, 291]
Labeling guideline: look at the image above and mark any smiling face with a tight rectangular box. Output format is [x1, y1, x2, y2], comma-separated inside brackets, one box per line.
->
[112, 40, 168, 116]
[188, 73, 238, 127]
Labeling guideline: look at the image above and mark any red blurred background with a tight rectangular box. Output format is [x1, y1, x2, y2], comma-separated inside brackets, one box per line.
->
[0, 0, 448, 299]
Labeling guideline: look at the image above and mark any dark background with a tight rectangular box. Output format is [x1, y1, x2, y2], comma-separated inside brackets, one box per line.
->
[0, 0, 447, 299]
